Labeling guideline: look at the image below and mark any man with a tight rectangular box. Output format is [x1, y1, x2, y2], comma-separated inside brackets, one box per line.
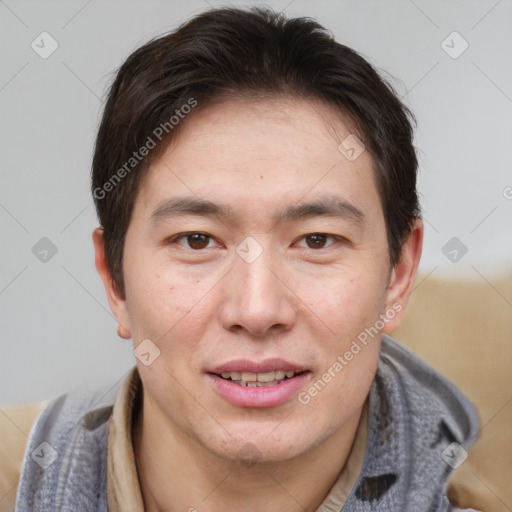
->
[6, 6, 480, 511]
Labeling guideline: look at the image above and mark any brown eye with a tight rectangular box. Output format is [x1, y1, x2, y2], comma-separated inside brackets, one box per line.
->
[186, 233, 211, 249]
[304, 234, 329, 249]
[170, 232, 215, 250]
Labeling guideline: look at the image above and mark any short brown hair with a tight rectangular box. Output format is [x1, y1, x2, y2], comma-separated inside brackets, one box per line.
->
[92, 6, 420, 297]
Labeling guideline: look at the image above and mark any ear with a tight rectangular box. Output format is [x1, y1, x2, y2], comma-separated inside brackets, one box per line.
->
[382, 218, 423, 333]
[92, 228, 132, 338]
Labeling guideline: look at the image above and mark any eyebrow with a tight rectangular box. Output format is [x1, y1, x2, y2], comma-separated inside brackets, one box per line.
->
[149, 195, 365, 226]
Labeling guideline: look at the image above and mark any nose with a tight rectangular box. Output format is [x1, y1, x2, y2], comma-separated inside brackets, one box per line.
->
[219, 242, 297, 338]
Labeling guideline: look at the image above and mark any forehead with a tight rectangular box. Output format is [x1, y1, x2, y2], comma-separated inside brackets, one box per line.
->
[135, 96, 382, 225]
[162, 96, 363, 166]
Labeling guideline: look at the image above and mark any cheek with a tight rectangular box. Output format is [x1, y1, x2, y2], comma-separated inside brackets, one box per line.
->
[124, 250, 206, 336]
[301, 269, 386, 339]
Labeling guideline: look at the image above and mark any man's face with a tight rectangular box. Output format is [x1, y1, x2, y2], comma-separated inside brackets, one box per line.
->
[120, 97, 395, 463]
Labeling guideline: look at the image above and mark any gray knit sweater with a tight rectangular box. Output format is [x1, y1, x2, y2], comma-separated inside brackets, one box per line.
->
[14, 334, 480, 511]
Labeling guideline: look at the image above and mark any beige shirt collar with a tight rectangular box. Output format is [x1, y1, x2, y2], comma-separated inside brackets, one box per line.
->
[107, 366, 368, 512]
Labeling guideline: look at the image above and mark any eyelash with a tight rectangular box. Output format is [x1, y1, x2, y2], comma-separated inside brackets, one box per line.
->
[167, 232, 343, 251]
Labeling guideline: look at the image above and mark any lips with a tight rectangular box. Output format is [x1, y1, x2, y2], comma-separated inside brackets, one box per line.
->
[206, 358, 310, 407]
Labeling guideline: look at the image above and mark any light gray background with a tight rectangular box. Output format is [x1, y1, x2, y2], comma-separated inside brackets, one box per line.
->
[1, 0, 511, 406]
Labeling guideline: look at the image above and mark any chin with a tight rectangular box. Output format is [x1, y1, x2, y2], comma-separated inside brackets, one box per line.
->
[200, 423, 320, 466]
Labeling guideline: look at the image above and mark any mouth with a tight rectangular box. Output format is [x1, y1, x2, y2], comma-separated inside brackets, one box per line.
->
[206, 360, 311, 408]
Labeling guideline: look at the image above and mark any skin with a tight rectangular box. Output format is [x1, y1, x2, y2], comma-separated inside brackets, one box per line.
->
[93, 96, 423, 511]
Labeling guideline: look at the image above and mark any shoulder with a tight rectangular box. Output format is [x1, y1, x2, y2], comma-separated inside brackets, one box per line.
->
[375, 335, 481, 510]
[380, 333, 479, 444]
[12, 378, 126, 512]
[0, 401, 48, 512]
[2, 375, 125, 512]
[379, 335, 489, 512]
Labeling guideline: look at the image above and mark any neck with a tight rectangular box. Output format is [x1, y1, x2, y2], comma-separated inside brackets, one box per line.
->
[133, 391, 365, 512]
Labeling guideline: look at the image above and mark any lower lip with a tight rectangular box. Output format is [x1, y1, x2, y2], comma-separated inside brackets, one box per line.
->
[207, 372, 310, 408]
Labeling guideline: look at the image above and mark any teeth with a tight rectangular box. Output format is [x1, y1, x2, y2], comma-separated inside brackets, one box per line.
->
[256, 371, 275, 383]
[219, 370, 299, 385]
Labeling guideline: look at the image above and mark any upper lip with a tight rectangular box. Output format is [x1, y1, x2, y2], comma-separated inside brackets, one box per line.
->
[208, 358, 307, 374]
